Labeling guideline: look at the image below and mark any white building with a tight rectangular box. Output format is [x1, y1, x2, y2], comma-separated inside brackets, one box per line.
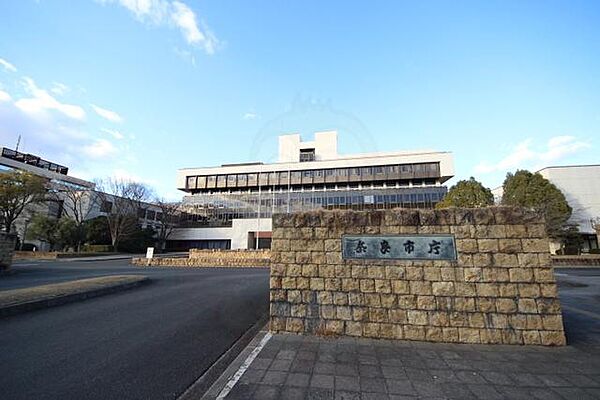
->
[492, 165, 600, 252]
[538, 165, 600, 252]
[170, 131, 455, 250]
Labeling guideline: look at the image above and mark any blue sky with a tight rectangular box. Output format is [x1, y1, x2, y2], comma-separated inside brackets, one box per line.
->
[0, 0, 598, 199]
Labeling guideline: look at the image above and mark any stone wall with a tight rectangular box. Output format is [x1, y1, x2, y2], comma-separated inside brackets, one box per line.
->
[132, 249, 270, 268]
[269, 208, 566, 346]
[0, 233, 17, 270]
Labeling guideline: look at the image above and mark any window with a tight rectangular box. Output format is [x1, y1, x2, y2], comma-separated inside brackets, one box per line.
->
[315, 170, 324, 177]
[186, 176, 197, 189]
[374, 166, 384, 174]
[227, 175, 237, 185]
[138, 208, 146, 218]
[299, 148, 315, 162]
[303, 170, 313, 178]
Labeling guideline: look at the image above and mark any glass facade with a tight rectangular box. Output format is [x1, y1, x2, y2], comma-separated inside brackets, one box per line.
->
[180, 185, 448, 226]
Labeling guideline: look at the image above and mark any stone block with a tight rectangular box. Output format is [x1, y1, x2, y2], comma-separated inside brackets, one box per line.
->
[286, 318, 304, 333]
[498, 239, 522, 253]
[310, 278, 325, 290]
[391, 280, 409, 294]
[336, 306, 352, 320]
[389, 309, 407, 323]
[369, 308, 388, 322]
[324, 278, 341, 291]
[442, 327, 459, 343]
[505, 224, 527, 238]
[536, 298, 561, 314]
[496, 298, 517, 313]
[374, 279, 392, 293]
[509, 268, 534, 282]
[380, 294, 397, 308]
[385, 266, 406, 279]
[454, 297, 476, 312]
[518, 299, 538, 314]
[522, 239, 550, 253]
[423, 267, 441, 281]
[477, 298, 496, 313]
[404, 325, 426, 341]
[478, 239, 499, 253]
[359, 279, 375, 293]
[345, 321, 363, 337]
[432, 282, 455, 296]
[477, 283, 499, 297]
[333, 292, 349, 305]
[459, 328, 481, 343]
[417, 295, 436, 310]
[522, 330, 541, 345]
[317, 291, 333, 304]
[540, 331, 566, 346]
[542, 315, 564, 331]
[325, 320, 344, 335]
[518, 283, 540, 298]
[463, 268, 482, 282]
[363, 322, 381, 338]
[364, 293, 381, 307]
[409, 281, 432, 295]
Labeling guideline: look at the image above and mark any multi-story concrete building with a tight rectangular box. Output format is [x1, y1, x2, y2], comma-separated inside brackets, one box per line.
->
[1, 147, 163, 250]
[170, 131, 455, 250]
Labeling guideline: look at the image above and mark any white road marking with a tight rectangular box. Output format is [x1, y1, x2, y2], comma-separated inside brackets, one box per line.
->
[216, 332, 272, 399]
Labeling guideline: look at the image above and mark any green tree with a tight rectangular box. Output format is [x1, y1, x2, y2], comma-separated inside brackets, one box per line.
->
[0, 171, 47, 233]
[26, 215, 78, 250]
[436, 177, 494, 209]
[501, 170, 572, 239]
[84, 216, 112, 245]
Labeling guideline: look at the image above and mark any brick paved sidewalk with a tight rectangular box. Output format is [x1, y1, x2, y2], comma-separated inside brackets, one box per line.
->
[224, 333, 600, 400]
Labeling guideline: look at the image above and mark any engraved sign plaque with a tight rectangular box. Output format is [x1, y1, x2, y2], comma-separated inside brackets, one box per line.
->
[342, 235, 457, 261]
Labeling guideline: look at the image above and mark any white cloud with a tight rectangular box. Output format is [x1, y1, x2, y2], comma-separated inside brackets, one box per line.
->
[0, 90, 11, 102]
[100, 0, 218, 54]
[91, 104, 123, 123]
[112, 168, 158, 186]
[82, 139, 118, 158]
[51, 82, 70, 96]
[14, 77, 86, 121]
[243, 112, 258, 120]
[101, 127, 125, 140]
[475, 136, 591, 174]
[0, 58, 17, 72]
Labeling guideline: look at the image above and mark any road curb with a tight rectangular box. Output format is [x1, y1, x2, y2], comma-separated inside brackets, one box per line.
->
[0, 276, 150, 317]
[178, 315, 269, 400]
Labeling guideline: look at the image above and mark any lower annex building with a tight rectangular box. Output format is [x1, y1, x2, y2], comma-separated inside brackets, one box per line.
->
[169, 131, 455, 250]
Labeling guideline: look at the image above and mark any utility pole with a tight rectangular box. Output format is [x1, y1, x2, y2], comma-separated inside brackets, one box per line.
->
[15, 134, 21, 152]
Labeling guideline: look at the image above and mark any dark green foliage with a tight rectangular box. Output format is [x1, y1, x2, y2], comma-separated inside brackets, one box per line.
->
[117, 226, 156, 253]
[501, 170, 572, 239]
[436, 177, 494, 209]
[26, 215, 78, 250]
[84, 217, 112, 245]
[0, 170, 47, 233]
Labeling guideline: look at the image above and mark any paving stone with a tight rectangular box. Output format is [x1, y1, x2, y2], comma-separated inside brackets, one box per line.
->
[261, 370, 287, 385]
[405, 368, 434, 382]
[359, 364, 383, 378]
[251, 384, 280, 400]
[385, 379, 417, 396]
[306, 388, 335, 400]
[252, 357, 272, 370]
[479, 370, 515, 385]
[290, 358, 315, 373]
[552, 387, 597, 400]
[279, 386, 307, 400]
[297, 350, 318, 360]
[285, 372, 311, 387]
[562, 374, 600, 387]
[381, 366, 407, 380]
[437, 383, 477, 400]
[226, 383, 256, 400]
[311, 374, 335, 389]
[361, 392, 391, 400]
[412, 381, 445, 397]
[359, 377, 387, 393]
[454, 370, 487, 384]
[239, 368, 266, 384]
[334, 391, 361, 400]
[335, 375, 360, 391]
[276, 349, 297, 360]
[269, 359, 293, 371]
[536, 374, 573, 387]
[467, 384, 504, 400]
[335, 363, 359, 376]
[528, 387, 565, 400]
[314, 362, 336, 375]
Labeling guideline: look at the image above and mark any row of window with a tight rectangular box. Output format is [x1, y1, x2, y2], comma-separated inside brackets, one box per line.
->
[181, 186, 447, 221]
[185, 162, 440, 190]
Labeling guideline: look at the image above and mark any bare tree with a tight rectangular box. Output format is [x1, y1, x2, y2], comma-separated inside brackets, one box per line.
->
[154, 199, 182, 252]
[95, 179, 152, 251]
[48, 186, 100, 252]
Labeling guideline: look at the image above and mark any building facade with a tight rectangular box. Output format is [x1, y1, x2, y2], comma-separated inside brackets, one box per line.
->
[1, 147, 162, 250]
[538, 165, 600, 252]
[170, 131, 454, 250]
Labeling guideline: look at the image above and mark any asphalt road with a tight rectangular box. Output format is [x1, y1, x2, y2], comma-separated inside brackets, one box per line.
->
[0, 260, 270, 400]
